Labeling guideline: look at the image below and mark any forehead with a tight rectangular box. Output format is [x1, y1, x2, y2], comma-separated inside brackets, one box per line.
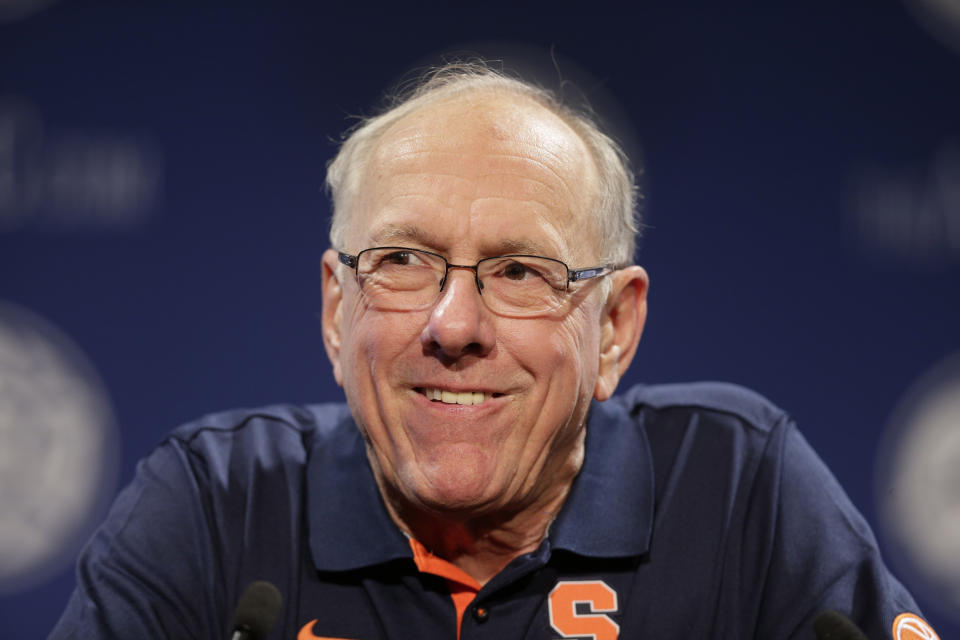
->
[376, 92, 589, 165]
[352, 92, 601, 260]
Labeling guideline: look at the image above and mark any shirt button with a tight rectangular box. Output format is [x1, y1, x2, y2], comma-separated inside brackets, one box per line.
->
[473, 606, 489, 622]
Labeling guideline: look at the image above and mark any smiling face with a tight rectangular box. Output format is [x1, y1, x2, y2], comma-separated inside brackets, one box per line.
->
[322, 92, 639, 522]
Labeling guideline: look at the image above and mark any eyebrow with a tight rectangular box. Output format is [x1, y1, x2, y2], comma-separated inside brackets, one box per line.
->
[492, 238, 554, 256]
[370, 224, 438, 247]
[368, 224, 559, 260]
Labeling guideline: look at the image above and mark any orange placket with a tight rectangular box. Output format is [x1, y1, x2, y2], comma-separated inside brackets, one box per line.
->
[409, 539, 482, 640]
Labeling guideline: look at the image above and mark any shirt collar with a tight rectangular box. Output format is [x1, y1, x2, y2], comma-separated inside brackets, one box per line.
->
[549, 397, 654, 558]
[306, 411, 412, 572]
[307, 397, 654, 572]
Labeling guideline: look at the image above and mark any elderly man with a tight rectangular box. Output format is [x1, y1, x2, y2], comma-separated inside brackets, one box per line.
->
[51, 64, 934, 640]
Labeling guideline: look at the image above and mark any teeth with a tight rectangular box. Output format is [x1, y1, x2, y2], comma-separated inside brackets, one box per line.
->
[423, 388, 488, 405]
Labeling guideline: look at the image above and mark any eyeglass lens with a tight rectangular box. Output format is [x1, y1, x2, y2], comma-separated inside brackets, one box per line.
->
[354, 248, 570, 315]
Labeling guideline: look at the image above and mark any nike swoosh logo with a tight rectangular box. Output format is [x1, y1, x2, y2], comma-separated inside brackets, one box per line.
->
[297, 618, 357, 640]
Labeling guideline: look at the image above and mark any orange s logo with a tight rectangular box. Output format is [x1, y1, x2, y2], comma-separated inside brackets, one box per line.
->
[548, 580, 620, 640]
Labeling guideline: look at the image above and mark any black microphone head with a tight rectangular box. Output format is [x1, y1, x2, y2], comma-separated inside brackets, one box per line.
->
[232, 581, 282, 640]
[813, 610, 868, 640]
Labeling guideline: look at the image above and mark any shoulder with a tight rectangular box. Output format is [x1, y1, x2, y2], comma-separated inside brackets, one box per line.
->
[601, 382, 797, 509]
[611, 381, 790, 434]
[168, 402, 352, 445]
[159, 402, 353, 483]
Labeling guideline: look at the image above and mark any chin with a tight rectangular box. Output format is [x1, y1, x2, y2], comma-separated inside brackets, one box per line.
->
[401, 451, 507, 514]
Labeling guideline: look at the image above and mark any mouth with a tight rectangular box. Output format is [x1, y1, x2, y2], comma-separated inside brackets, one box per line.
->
[414, 387, 505, 406]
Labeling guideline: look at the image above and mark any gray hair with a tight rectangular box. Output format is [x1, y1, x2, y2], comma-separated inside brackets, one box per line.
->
[325, 62, 641, 266]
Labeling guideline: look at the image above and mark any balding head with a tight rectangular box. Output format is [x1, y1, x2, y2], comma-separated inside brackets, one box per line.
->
[350, 91, 602, 264]
[326, 62, 640, 266]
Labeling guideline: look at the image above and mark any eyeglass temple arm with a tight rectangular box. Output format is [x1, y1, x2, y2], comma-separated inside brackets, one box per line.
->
[569, 265, 617, 283]
[338, 252, 358, 269]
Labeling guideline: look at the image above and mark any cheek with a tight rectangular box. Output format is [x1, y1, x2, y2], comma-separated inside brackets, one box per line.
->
[339, 306, 426, 451]
[339, 300, 422, 393]
[507, 306, 600, 397]
[549, 307, 601, 384]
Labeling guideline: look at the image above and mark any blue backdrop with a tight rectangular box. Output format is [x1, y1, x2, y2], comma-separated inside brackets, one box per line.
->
[2, 2, 959, 638]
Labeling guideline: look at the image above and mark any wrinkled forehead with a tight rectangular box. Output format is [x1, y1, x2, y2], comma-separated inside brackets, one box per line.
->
[349, 92, 602, 257]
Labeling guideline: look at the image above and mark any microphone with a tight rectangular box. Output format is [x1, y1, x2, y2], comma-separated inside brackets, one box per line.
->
[813, 610, 868, 640]
[230, 581, 283, 640]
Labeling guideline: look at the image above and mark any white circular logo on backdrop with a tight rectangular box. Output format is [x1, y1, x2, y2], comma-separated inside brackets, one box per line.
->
[0, 301, 118, 593]
[0, 0, 60, 24]
[877, 352, 960, 625]
[904, 0, 960, 57]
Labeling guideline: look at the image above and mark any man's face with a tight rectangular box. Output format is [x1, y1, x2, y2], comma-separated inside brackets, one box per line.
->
[323, 93, 633, 518]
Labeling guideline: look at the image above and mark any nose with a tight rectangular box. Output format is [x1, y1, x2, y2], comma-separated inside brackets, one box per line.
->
[420, 268, 495, 361]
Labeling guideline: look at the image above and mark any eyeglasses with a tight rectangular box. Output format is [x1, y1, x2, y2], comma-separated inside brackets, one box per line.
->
[338, 246, 617, 317]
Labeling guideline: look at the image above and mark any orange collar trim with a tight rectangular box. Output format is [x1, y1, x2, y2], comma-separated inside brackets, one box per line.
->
[409, 539, 481, 640]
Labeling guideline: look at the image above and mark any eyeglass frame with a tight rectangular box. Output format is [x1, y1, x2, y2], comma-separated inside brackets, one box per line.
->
[337, 246, 618, 304]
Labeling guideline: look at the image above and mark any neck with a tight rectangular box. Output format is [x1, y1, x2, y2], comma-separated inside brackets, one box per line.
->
[404, 490, 572, 585]
[374, 452, 582, 586]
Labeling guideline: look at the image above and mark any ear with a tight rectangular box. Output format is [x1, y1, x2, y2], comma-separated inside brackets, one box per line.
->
[321, 248, 345, 387]
[594, 266, 649, 402]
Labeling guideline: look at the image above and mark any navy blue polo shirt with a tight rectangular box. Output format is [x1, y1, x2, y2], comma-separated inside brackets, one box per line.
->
[50, 383, 930, 639]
